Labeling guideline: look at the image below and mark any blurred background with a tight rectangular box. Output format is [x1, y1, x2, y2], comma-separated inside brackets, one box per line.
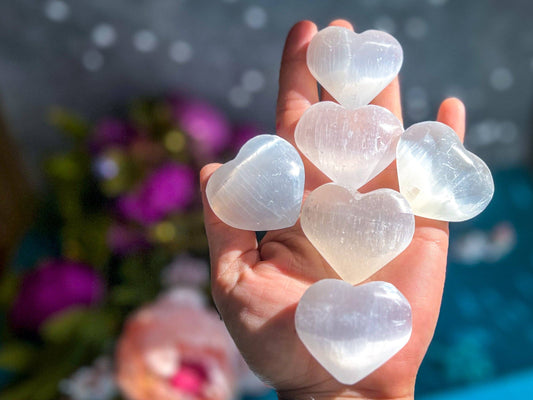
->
[0, 0, 532, 399]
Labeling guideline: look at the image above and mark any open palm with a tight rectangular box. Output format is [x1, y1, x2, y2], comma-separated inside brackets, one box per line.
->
[200, 20, 466, 400]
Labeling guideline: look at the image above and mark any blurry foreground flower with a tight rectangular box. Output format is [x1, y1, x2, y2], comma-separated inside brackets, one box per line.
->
[10, 259, 104, 332]
[116, 288, 245, 400]
[59, 356, 117, 400]
[118, 163, 196, 225]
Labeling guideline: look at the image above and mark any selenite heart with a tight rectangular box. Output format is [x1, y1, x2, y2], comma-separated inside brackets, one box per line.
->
[301, 183, 414, 284]
[307, 27, 403, 109]
[295, 279, 412, 385]
[295, 102, 403, 189]
[206, 134, 305, 231]
[397, 121, 494, 222]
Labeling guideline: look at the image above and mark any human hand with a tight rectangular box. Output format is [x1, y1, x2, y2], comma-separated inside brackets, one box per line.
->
[200, 19, 466, 400]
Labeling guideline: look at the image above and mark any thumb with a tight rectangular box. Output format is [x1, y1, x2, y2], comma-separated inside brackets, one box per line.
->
[200, 164, 259, 291]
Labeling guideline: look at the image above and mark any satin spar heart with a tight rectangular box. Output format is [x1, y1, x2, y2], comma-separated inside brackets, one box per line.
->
[307, 26, 403, 109]
[206, 134, 305, 231]
[295, 279, 412, 385]
[397, 121, 494, 222]
[301, 183, 414, 284]
[295, 102, 403, 190]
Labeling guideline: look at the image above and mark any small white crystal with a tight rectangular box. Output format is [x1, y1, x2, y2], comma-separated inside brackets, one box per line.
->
[397, 121, 494, 222]
[295, 102, 403, 190]
[301, 183, 414, 284]
[307, 27, 403, 109]
[206, 135, 305, 231]
[295, 279, 412, 385]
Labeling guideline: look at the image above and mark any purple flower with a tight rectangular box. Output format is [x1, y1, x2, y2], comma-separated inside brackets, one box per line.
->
[117, 163, 196, 225]
[232, 124, 263, 152]
[10, 259, 104, 332]
[172, 99, 231, 158]
[90, 118, 136, 154]
[106, 223, 150, 256]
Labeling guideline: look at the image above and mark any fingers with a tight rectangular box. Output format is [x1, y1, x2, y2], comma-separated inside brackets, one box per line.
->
[371, 77, 403, 124]
[436, 97, 466, 142]
[321, 19, 354, 103]
[200, 164, 259, 290]
[276, 20, 319, 142]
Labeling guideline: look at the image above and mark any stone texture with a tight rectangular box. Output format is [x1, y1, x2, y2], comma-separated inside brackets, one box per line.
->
[397, 121, 494, 222]
[295, 279, 412, 385]
[206, 134, 304, 231]
[307, 27, 403, 109]
[295, 102, 403, 190]
[301, 183, 415, 284]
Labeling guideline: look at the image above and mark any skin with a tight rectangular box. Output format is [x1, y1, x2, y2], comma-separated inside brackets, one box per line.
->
[200, 20, 466, 400]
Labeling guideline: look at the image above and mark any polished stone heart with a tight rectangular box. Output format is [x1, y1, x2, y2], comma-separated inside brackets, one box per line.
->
[301, 183, 414, 284]
[295, 279, 412, 385]
[307, 27, 403, 109]
[206, 134, 305, 231]
[397, 122, 494, 222]
[295, 102, 403, 189]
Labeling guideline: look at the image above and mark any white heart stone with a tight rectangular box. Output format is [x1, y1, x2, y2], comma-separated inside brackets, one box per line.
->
[301, 183, 414, 284]
[295, 279, 412, 385]
[307, 27, 403, 109]
[397, 121, 494, 222]
[295, 102, 403, 189]
[206, 134, 305, 231]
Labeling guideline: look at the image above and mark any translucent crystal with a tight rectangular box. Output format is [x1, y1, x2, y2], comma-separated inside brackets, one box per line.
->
[295, 102, 403, 189]
[206, 134, 305, 231]
[301, 183, 414, 284]
[295, 279, 412, 385]
[397, 121, 494, 222]
[307, 27, 403, 109]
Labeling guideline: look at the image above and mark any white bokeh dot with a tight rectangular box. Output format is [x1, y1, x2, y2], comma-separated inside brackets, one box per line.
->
[405, 17, 428, 39]
[489, 67, 514, 91]
[133, 30, 158, 53]
[243, 6, 267, 29]
[82, 49, 104, 71]
[241, 70, 265, 93]
[44, 0, 70, 22]
[92, 24, 117, 48]
[169, 41, 193, 64]
[228, 86, 251, 108]
[374, 16, 396, 34]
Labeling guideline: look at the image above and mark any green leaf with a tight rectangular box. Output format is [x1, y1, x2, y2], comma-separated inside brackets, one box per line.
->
[49, 107, 89, 140]
[40, 308, 118, 345]
[0, 341, 36, 371]
[0, 272, 20, 308]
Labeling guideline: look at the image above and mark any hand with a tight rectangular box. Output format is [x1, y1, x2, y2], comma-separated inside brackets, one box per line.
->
[200, 19, 466, 400]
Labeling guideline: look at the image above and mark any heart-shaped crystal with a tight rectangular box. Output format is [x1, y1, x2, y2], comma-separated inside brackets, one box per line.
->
[307, 27, 403, 109]
[295, 102, 403, 189]
[397, 121, 494, 222]
[301, 183, 414, 284]
[295, 279, 412, 385]
[206, 134, 305, 231]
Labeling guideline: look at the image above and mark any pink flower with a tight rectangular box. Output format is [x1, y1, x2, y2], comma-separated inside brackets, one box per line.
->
[10, 259, 104, 332]
[116, 289, 244, 400]
[90, 118, 136, 154]
[172, 99, 231, 160]
[117, 163, 196, 225]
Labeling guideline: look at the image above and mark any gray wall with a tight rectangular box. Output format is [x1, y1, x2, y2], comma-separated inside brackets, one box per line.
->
[0, 0, 531, 182]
